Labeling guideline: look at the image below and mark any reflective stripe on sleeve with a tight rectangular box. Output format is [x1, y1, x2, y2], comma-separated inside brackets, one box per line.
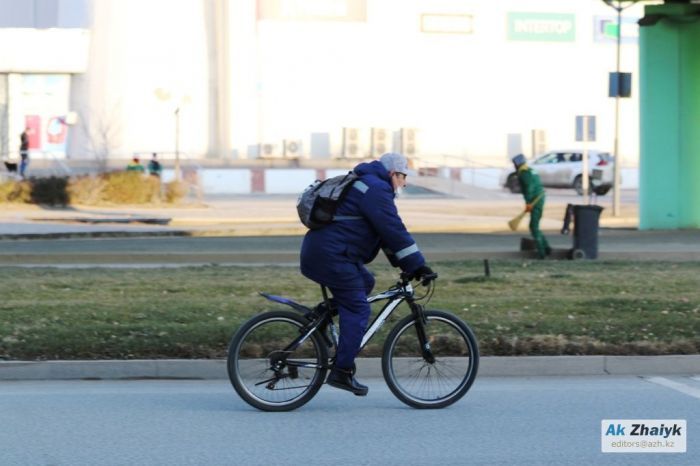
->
[395, 243, 419, 260]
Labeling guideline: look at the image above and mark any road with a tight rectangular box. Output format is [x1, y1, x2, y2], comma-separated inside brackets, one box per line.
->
[1, 229, 700, 266]
[0, 376, 697, 465]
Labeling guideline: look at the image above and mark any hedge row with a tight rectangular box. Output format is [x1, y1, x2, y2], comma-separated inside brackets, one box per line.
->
[0, 173, 187, 206]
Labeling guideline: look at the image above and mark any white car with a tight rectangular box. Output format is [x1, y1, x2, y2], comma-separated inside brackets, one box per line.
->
[501, 150, 615, 195]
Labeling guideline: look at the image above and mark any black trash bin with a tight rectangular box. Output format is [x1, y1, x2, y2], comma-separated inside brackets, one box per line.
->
[571, 205, 604, 259]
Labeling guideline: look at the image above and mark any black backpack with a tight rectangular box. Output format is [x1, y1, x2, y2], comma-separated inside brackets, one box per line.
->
[297, 171, 360, 229]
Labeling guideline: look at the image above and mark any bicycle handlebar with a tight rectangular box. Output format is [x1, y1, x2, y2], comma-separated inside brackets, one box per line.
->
[400, 271, 439, 287]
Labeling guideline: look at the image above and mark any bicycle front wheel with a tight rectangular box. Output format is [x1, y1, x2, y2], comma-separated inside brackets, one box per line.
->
[382, 310, 479, 409]
[227, 310, 328, 411]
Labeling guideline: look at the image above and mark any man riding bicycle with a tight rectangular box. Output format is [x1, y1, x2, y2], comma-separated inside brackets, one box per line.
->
[300, 152, 434, 396]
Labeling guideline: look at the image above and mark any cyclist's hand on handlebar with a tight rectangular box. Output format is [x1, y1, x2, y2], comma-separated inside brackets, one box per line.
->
[403, 265, 438, 286]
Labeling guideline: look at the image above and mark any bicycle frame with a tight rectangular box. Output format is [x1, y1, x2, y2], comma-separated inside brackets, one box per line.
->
[360, 283, 414, 348]
[272, 280, 433, 370]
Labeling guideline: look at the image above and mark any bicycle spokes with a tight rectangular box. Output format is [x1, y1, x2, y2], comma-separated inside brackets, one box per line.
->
[228, 313, 328, 410]
[383, 312, 478, 408]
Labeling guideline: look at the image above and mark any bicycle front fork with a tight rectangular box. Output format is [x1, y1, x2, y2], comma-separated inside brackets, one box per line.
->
[410, 302, 436, 364]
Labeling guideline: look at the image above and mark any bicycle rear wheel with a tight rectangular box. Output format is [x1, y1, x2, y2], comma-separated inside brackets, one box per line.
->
[227, 310, 328, 411]
[382, 310, 479, 409]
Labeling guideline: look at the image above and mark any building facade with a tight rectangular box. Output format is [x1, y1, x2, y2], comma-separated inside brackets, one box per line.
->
[2, 0, 645, 169]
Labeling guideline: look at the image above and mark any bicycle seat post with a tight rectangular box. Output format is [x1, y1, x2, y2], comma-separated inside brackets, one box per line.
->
[320, 285, 331, 310]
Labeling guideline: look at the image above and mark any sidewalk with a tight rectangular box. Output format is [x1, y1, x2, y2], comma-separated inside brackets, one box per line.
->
[0, 191, 638, 238]
[3, 192, 699, 262]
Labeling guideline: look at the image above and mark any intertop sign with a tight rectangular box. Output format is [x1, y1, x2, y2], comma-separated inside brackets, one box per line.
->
[508, 12, 575, 42]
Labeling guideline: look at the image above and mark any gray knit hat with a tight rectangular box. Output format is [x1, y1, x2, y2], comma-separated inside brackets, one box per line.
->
[380, 152, 408, 175]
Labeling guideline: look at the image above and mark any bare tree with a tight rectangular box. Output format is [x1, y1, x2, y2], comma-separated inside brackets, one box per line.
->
[78, 102, 122, 173]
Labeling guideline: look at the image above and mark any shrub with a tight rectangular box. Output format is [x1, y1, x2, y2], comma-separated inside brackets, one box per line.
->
[101, 172, 161, 204]
[1, 172, 185, 205]
[0, 180, 32, 203]
[30, 176, 69, 206]
[164, 180, 187, 204]
[67, 174, 106, 205]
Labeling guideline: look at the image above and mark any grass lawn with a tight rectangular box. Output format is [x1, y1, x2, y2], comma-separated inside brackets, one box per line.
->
[1, 260, 698, 360]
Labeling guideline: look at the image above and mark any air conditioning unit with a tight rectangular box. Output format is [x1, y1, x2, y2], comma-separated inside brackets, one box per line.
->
[371, 128, 388, 157]
[531, 129, 547, 157]
[342, 127, 360, 158]
[399, 128, 416, 157]
[283, 139, 303, 158]
[258, 143, 278, 158]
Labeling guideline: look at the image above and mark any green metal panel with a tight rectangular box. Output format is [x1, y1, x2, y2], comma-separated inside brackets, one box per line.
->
[639, 10, 679, 228]
[678, 21, 700, 227]
[639, 4, 700, 229]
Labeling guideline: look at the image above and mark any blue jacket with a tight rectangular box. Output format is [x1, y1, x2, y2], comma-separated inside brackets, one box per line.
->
[300, 161, 425, 289]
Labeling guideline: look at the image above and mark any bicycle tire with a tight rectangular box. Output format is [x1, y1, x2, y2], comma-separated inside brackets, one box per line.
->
[382, 310, 479, 409]
[227, 310, 328, 412]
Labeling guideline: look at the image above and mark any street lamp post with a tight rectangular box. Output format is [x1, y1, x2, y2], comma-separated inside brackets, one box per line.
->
[613, 0, 622, 217]
[613, 4, 622, 216]
[155, 88, 189, 182]
[174, 106, 181, 181]
[603, 0, 637, 217]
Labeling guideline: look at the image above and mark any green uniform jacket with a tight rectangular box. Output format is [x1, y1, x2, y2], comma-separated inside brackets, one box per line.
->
[517, 167, 544, 204]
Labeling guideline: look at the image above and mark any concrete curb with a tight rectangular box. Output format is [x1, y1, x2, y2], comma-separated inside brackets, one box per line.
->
[1, 355, 698, 381]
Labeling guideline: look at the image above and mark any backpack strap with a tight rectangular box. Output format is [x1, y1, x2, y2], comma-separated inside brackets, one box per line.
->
[332, 179, 367, 222]
[353, 180, 369, 193]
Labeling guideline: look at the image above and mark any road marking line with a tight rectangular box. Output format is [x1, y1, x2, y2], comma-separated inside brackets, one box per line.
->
[646, 377, 700, 400]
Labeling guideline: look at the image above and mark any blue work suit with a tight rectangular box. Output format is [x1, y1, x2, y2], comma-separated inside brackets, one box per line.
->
[300, 161, 425, 369]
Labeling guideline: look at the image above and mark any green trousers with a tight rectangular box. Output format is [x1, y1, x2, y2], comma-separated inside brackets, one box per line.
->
[529, 202, 550, 259]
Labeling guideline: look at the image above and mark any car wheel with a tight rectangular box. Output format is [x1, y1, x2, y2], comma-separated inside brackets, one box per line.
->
[573, 176, 583, 196]
[506, 174, 521, 193]
[593, 185, 611, 196]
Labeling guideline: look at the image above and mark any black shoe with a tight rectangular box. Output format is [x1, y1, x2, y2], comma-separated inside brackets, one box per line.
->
[326, 366, 368, 396]
[545, 246, 552, 256]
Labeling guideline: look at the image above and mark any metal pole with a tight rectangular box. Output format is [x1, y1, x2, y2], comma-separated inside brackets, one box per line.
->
[175, 106, 181, 181]
[583, 117, 589, 201]
[612, 2, 622, 216]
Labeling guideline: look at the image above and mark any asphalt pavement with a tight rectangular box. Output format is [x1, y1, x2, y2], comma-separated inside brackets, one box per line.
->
[0, 189, 698, 264]
[1, 377, 697, 465]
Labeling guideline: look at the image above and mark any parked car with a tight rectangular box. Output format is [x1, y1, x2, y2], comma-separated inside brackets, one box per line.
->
[501, 150, 616, 195]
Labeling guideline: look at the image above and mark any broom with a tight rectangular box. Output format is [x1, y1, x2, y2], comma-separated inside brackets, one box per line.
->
[508, 193, 544, 231]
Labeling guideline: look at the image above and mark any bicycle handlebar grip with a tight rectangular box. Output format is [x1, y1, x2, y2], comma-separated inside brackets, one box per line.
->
[399, 271, 438, 285]
[421, 272, 438, 286]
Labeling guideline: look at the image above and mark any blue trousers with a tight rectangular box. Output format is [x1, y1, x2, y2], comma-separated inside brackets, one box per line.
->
[329, 267, 375, 369]
[19, 158, 28, 178]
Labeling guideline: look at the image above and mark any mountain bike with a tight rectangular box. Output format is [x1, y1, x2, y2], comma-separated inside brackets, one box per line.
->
[227, 273, 479, 411]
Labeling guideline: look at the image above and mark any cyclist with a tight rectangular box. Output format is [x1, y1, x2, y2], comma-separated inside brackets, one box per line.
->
[300, 152, 434, 396]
